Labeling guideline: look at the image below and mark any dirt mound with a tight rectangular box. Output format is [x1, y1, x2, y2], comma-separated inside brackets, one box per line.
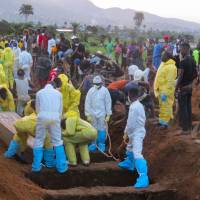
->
[144, 124, 200, 200]
[0, 143, 43, 200]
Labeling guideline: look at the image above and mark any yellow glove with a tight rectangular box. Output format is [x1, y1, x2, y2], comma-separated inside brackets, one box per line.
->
[105, 115, 111, 122]
[87, 115, 92, 122]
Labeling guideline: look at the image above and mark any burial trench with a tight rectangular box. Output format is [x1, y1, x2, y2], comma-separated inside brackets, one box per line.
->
[26, 152, 177, 200]
[0, 112, 177, 200]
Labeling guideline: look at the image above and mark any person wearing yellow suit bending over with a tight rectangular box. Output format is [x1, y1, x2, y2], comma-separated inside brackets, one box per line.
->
[61, 111, 97, 166]
[54, 74, 81, 115]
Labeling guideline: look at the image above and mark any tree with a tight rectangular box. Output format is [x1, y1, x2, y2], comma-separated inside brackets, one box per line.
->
[71, 22, 80, 35]
[19, 4, 34, 22]
[133, 12, 144, 30]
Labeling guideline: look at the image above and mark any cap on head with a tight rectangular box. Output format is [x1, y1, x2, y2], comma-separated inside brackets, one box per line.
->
[134, 69, 144, 81]
[93, 75, 102, 84]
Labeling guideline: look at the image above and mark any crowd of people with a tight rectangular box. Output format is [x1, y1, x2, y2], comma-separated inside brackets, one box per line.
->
[0, 28, 199, 189]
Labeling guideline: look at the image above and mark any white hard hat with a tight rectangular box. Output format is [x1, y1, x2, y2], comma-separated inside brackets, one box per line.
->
[93, 75, 102, 84]
[71, 35, 78, 40]
[128, 65, 139, 76]
[134, 69, 144, 81]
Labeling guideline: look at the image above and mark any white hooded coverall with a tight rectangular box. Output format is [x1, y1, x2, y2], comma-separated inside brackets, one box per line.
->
[13, 47, 21, 78]
[125, 100, 146, 159]
[85, 86, 112, 131]
[19, 50, 33, 80]
[34, 84, 63, 148]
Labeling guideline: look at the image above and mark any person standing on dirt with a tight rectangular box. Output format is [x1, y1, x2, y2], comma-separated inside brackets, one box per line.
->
[119, 83, 149, 188]
[154, 50, 177, 128]
[176, 43, 197, 134]
[153, 38, 163, 69]
[32, 82, 68, 173]
[85, 75, 112, 153]
[36, 50, 52, 88]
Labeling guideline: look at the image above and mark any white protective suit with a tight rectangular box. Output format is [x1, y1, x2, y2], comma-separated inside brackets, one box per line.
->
[13, 47, 21, 78]
[19, 50, 33, 80]
[85, 86, 112, 131]
[34, 84, 63, 148]
[125, 100, 146, 159]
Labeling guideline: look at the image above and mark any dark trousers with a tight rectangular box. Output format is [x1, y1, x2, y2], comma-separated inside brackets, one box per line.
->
[178, 91, 192, 131]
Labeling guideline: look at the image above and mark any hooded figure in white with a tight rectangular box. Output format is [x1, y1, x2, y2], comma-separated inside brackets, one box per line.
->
[118, 83, 149, 189]
[85, 75, 112, 152]
[19, 47, 33, 80]
[12, 42, 21, 79]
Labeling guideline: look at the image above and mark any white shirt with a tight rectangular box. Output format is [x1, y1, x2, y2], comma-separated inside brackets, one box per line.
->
[15, 78, 29, 99]
[125, 100, 146, 137]
[85, 86, 112, 118]
[48, 38, 56, 56]
[36, 84, 63, 121]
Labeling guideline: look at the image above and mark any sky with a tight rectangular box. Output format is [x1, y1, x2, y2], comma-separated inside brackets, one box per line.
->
[90, 0, 200, 23]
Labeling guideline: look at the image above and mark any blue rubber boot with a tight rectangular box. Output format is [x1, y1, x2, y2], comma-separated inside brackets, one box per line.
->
[97, 130, 106, 152]
[55, 145, 68, 173]
[88, 141, 97, 152]
[118, 151, 134, 171]
[134, 159, 149, 188]
[4, 140, 20, 158]
[32, 147, 43, 172]
[44, 148, 56, 168]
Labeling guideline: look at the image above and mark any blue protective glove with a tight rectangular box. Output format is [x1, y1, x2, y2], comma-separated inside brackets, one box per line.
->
[160, 94, 167, 102]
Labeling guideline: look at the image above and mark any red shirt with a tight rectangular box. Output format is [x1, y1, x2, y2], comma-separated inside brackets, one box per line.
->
[38, 34, 48, 49]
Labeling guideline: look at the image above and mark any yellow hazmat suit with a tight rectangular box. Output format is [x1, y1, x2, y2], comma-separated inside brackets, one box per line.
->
[62, 111, 97, 165]
[0, 49, 3, 62]
[154, 59, 177, 125]
[58, 74, 81, 115]
[0, 85, 15, 112]
[24, 100, 35, 116]
[13, 112, 52, 152]
[0, 40, 8, 49]
[0, 64, 7, 86]
[2, 47, 14, 88]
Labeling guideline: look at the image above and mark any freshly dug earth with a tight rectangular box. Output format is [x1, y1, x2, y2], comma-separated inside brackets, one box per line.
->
[0, 84, 200, 200]
[0, 142, 43, 200]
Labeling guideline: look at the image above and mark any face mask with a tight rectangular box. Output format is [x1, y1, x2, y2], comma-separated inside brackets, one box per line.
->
[94, 85, 101, 89]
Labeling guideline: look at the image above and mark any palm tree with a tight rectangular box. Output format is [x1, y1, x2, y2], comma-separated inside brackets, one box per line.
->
[133, 12, 144, 29]
[71, 22, 80, 35]
[19, 4, 34, 22]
